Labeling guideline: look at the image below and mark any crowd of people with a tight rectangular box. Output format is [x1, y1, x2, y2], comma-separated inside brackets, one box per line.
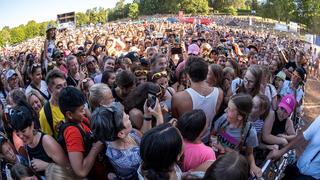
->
[0, 15, 319, 180]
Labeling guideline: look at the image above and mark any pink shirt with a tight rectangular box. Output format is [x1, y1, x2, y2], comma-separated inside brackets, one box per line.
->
[182, 140, 216, 172]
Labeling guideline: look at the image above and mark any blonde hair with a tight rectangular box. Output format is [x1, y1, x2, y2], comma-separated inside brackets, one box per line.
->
[89, 83, 110, 111]
[45, 163, 78, 180]
[26, 89, 45, 106]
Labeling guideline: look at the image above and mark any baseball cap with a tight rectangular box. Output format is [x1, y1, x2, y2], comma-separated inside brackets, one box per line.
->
[295, 67, 306, 81]
[26, 53, 34, 61]
[52, 50, 63, 59]
[5, 69, 17, 81]
[188, 44, 200, 55]
[279, 94, 296, 114]
[275, 71, 286, 81]
[46, 24, 56, 32]
[125, 52, 139, 62]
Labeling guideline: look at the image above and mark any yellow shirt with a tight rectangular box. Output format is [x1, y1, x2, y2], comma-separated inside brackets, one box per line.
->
[39, 103, 65, 138]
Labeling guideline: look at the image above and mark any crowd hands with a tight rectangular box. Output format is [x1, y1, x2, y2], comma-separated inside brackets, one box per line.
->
[0, 15, 318, 180]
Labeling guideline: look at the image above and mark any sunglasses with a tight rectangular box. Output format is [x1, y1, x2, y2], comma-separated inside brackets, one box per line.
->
[48, 61, 57, 67]
[151, 71, 168, 80]
[134, 70, 148, 77]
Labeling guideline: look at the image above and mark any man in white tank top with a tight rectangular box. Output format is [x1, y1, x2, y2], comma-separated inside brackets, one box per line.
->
[172, 57, 223, 143]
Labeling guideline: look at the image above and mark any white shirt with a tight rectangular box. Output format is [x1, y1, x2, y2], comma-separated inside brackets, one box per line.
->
[25, 80, 49, 99]
[297, 116, 320, 179]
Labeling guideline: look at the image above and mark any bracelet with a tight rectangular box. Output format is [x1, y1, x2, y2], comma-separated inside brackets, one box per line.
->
[144, 116, 152, 121]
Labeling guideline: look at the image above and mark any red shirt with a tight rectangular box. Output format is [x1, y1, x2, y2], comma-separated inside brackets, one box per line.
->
[64, 117, 90, 153]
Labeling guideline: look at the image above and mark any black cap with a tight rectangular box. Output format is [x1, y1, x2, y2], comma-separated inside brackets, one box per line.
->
[52, 50, 63, 58]
[295, 67, 306, 81]
[26, 53, 34, 61]
[125, 52, 139, 62]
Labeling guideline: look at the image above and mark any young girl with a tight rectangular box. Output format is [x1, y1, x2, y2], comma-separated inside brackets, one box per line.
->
[213, 93, 262, 178]
[262, 94, 297, 147]
[177, 110, 216, 172]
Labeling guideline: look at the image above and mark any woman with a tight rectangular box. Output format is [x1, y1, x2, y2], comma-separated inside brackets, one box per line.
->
[9, 105, 69, 176]
[213, 93, 262, 178]
[139, 123, 183, 180]
[88, 83, 114, 112]
[25, 64, 50, 101]
[44, 24, 56, 63]
[90, 102, 157, 180]
[101, 70, 116, 88]
[26, 90, 45, 116]
[79, 78, 94, 100]
[133, 67, 148, 86]
[124, 82, 164, 130]
[207, 64, 223, 89]
[203, 151, 249, 180]
[262, 94, 296, 147]
[151, 70, 175, 114]
[172, 70, 190, 92]
[260, 65, 277, 110]
[236, 65, 262, 97]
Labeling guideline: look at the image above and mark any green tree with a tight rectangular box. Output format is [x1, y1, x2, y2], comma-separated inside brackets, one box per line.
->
[10, 25, 26, 45]
[76, 12, 90, 27]
[128, 3, 139, 20]
[25, 20, 40, 39]
[179, 0, 209, 14]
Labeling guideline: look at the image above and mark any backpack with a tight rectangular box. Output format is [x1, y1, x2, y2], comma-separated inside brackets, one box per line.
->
[56, 121, 92, 156]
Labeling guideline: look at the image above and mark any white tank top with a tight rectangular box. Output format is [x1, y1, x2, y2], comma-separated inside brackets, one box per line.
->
[186, 87, 219, 142]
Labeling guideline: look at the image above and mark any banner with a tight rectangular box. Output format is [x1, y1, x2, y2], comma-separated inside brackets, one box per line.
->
[289, 22, 298, 33]
[305, 34, 314, 44]
[274, 23, 288, 32]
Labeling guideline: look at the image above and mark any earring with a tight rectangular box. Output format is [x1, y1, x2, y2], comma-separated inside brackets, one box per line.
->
[33, 129, 37, 136]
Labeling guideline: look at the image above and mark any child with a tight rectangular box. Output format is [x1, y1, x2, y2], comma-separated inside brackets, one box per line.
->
[176, 109, 216, 172]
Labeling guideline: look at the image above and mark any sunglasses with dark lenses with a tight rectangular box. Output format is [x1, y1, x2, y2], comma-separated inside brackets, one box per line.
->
[151, 71, 168, 80]
[134, 70, 148, 77]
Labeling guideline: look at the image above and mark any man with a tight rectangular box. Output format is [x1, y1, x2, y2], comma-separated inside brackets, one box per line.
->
[268, 115, 320, 180]
[39, 69, 67, 138]
[112, 70, 136, 104]
[66, 55, 81, 87]
[58, 87, 105, 178]
[52, 50, 68, 76]
[85, 55, 100, 79]
[5, 69, 22, 91]
[150, 53, 169, 75]
[172, 56, 223, 143]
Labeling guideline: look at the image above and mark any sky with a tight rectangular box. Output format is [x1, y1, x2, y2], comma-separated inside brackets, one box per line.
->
[0, 0, 132, 29]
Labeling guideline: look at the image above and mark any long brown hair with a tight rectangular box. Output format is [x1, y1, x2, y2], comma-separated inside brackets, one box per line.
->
[238, 65, 262, 97]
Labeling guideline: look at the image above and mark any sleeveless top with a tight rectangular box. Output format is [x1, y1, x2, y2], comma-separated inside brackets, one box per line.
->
[47, 39, 55, 58]
[26, 132, 53, 175]
[186, 87, 219, 143]
[106, 130, 141, 180]
[271, 111, 287, 136]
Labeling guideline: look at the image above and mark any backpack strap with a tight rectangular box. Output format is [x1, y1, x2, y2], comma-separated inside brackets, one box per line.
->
[242, 122, 252, 145]
[30, 83, 51, 100]
[44, 102, 54, 134]
[57, 122, 92, 155]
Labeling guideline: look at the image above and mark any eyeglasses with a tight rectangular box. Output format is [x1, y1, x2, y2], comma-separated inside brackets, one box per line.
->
[134, 70, 148, 77]
[151, 71, 168, 80]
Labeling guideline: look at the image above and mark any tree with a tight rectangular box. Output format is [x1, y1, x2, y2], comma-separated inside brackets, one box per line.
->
[10, 25, 26, 45]
[128, 3, 139, 20]
[76, 12, 90, 27]
[179, 0, 209, 14]
[25, 20, 40, 39]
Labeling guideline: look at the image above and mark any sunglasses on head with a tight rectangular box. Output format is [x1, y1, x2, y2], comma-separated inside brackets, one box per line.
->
[134, 70, 148, 77]
[151, 71, 168, 80]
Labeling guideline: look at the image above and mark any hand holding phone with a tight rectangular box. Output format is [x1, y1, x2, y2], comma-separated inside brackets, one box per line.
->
[147, 93, 157, 109]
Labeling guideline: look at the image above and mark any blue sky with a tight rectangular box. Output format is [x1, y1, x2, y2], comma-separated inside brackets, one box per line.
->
[0, 0, 132, 29]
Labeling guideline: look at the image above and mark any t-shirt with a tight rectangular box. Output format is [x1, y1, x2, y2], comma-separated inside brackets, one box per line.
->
[231, 78, 243, 95]
[66, 76, 79, 87]
[64, 117, 91, 153]
[297, 116, 320, 179]
[182, 140, 216, 172]
[39, 103, 65, 138]
[214, 113, 258, 150]
[280, 80, 304, 103]
[25, 80, 50, 99]
[264, 84, 277, 102]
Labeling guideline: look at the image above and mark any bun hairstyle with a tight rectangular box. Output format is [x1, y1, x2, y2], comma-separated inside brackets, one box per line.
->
[90, 102, 124, 141]
[230, 93, 253, 122]
[10, 105, 36, 131]
[140, 123, 182, 180]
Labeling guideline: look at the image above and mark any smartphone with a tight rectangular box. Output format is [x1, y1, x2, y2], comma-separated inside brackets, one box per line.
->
[147, 93, 157, 109]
